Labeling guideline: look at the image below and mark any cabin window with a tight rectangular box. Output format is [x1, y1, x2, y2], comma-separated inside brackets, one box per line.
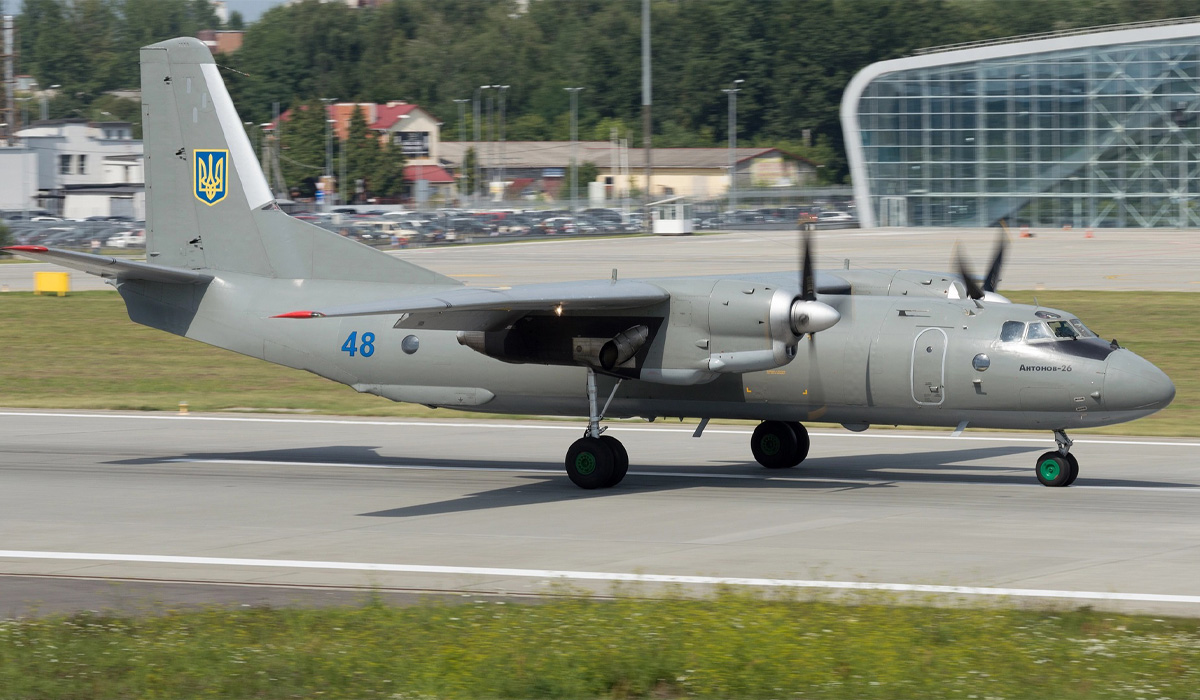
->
[999, 321, 1025, 342]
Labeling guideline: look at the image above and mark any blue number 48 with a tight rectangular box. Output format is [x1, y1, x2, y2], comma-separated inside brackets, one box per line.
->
[341, 331, 375, 358]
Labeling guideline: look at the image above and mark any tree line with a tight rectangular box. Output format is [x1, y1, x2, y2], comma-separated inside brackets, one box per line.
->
[14, 0, 1200, 188]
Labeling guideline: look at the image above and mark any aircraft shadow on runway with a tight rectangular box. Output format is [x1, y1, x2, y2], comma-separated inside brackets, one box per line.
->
[107, 444, 1197, 519]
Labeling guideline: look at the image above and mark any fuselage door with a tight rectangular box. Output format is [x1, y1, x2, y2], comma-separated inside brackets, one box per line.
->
[911, 327, 948, 406]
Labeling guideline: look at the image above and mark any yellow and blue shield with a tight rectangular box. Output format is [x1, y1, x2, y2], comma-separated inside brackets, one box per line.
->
[193, 149, 229, 206]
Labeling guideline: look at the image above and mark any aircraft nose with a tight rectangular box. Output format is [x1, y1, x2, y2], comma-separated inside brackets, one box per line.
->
[1103, 350, 1175, 412]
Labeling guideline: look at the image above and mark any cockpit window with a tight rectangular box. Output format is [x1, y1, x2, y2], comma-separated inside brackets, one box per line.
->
[1000, 321, 1025, 342]
[1068, 318, 1097, 338]
[1025, 322, 1053, 341]
[1048, 320, 1079, 339]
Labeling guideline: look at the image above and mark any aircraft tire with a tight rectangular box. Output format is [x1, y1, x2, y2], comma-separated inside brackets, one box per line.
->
[1064, 453, 1080, 486]
[752, 421, 800, 469]
[786, 422, 811, 466]
[600, 435, 629, 487]
[566, 437, 616, 489]
[1034, 452, 1072, 487]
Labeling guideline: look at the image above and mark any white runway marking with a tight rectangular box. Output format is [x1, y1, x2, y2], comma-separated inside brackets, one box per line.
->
[168, 457, 1200, 493]
[3, 411, 1198, 448]
[2, 550, 1198, 605]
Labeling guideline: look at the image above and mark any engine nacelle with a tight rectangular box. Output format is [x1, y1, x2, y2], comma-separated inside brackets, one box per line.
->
[705, 282, 839, 374]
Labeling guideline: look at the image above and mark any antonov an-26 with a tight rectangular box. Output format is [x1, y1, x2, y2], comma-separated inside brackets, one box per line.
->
[6, 38, 1176, 489]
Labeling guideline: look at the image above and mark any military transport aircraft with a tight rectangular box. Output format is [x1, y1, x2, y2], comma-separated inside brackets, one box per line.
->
[5, 38, 1175, 490]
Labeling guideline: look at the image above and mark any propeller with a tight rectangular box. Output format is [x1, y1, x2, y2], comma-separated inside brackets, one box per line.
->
[790, 229, 840, 336]
[955, 226, 1009, 301]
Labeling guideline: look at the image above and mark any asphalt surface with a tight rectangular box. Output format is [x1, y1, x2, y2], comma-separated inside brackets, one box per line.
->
[3, 411, 1200, 616]
[4, 226, 1200, 292]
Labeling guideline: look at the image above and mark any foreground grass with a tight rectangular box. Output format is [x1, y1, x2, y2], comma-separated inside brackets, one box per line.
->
[0, 290, 1195, 434]
[1, 594, 1198, 699]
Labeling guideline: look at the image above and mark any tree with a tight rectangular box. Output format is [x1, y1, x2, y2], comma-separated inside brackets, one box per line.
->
[462, 146, 478, 200]
[0, 223, 12, 255]
[279, 99, 328, 198]
[573, 160, 599, 201]
[369, 138, 407, 201]
[227, 10, 244, 29]
[344, 105, 378, 203]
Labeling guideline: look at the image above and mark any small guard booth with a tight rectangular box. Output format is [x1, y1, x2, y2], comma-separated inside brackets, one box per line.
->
[650, 196, 694, 235]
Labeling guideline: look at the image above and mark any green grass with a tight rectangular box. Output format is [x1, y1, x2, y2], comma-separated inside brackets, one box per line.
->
[2, 593, 1198, 699]
[0, 290, 1195, 435]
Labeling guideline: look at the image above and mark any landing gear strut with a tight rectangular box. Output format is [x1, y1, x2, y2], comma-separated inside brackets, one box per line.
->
[564, 369, 629, 489]
[1034, 429, 1079, 487]
[751, 420, 810, 469]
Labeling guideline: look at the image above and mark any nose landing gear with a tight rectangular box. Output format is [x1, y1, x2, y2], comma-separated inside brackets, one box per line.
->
[1035, 429, 1079, 487]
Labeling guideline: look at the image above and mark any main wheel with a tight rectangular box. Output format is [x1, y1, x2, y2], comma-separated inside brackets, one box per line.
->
[1035, 451, 1072, 487]
[599, 435, 629, 487]
[566, 437, 616, 489]
[1063, 453, 1080, 486]
[785, 422, 811, 466]
[752, 421, 800, 469]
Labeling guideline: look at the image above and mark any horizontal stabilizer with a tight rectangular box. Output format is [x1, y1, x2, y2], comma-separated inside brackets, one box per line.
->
[3, 246, 212, 285]
[273, 279, 670, 331]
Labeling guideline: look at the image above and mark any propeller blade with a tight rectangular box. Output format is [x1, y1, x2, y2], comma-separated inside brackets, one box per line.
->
[983, 230, 1007, 293]
[954, 242, 986, 300]
[801, 230, 816, 301]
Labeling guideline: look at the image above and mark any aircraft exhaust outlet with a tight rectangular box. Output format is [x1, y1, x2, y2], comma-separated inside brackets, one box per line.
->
[599, 325, 649, 370]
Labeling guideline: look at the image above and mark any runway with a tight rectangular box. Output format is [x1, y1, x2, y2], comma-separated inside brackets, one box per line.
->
[3, 411, 1200, 616]
[4, 226, 1200, 292]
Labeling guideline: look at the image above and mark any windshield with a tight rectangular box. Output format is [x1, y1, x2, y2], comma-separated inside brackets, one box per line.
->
[1068, 318, 1098, 338]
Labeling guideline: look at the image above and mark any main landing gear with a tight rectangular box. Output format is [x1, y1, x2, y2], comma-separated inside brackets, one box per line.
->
[564, 369, 629, 489]
[1034, 429, 1079, 487]
[750, 420, 810, 469]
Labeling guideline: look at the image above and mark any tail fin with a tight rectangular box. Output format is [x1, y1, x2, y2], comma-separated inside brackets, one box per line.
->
[139, 37, 457, 286]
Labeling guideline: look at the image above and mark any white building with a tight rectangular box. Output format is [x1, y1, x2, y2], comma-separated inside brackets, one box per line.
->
[12, 119, 144, 219]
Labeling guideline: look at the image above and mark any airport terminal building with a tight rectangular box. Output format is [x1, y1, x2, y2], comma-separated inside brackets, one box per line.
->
[842, 19, 1200, 228]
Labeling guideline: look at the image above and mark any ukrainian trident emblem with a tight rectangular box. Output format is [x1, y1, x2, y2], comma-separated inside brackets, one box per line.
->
[194, 149, 229, 205]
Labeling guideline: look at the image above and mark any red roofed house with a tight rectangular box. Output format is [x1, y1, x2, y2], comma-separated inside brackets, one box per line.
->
[277, 100, 454, 203]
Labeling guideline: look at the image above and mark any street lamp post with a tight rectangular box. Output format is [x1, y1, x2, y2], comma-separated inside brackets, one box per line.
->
[498, 85, 509, 205]
[565, 87, 584, 214]
[320, 98, 337, 211]
[453, 98, 469, 203]
[41, 84, 59, 121]
[473, 87, 483, 205]
[722, 79, 744, 217]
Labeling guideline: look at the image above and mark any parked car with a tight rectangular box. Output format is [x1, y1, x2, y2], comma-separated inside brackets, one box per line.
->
[106, 229, 147, 248]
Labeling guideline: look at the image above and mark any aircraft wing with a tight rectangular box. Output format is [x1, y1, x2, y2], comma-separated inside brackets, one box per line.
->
[275, 279, 671, 331]
[2, 246, 213, 285]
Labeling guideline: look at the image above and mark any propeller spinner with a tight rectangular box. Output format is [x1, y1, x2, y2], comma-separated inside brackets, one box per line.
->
[790, 230, 840, 335]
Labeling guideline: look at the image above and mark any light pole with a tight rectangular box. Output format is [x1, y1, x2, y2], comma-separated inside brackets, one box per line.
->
[565, 86, 584, 214]
[498, 85, 509, 204]
[722, 79, 744, 216]
[320, 98, 337, 211]
[453, 98, 469, 203]
[41, 84, 59, 121]
[473, 86, 483, 205]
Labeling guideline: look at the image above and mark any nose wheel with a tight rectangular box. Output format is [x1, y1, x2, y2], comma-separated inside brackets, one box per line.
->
[1035, 430, 1079, 487]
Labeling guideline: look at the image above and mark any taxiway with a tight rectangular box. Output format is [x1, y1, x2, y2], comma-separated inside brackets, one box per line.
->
[3, 411, 1199, 616]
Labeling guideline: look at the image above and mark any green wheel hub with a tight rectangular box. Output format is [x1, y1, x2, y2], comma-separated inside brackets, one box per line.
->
[1038, 458, 1061, 481]
[760, 434, 781, 457]
[574, 451, 597, 475]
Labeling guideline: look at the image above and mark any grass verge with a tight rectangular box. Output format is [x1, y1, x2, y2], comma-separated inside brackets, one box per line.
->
[0, 290, 1195, 435]
[2, 592, 1198, 699]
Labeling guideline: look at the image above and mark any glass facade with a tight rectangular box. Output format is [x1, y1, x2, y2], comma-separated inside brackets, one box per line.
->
[853, 33, 1200, 227]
